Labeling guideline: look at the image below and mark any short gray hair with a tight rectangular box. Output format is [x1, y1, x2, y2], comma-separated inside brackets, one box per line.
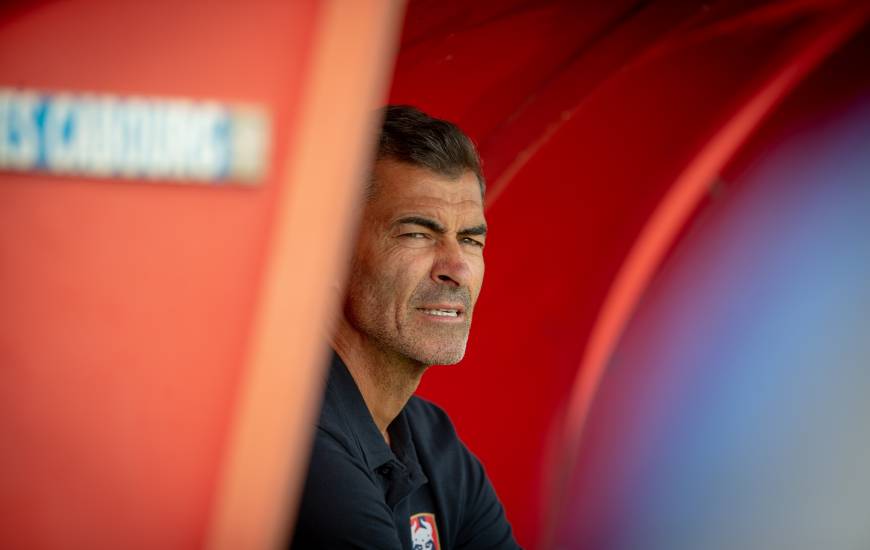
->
[370, 105, 485, 198]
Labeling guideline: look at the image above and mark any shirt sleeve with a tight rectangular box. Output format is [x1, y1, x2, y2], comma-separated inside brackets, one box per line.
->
[289, 431, 403, 549]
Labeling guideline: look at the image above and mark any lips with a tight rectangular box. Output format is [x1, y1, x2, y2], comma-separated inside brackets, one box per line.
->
[416, 304, 465, 318]
[411, 286, 471, 321]
[419, 308, 459, 317]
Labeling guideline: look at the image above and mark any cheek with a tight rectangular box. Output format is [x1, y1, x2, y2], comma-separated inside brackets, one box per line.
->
[391, 248, 434, 283]
[470, 258, 485, 300]
[347, 255, 391, 313]
[354, 243, 439, 309]
[362, 249, 424, 304]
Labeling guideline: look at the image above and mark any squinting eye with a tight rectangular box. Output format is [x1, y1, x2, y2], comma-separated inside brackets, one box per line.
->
[401, 232, 429, 239]
[461, 237, 484, 248]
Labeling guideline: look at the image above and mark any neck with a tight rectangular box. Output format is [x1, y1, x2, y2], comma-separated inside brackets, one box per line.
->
[332, 318, 427, 443]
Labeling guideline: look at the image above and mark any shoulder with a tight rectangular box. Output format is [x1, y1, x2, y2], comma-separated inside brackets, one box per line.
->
[404, 395, 453, 427]
[404, 395, 468, 450]
[403, 395, 487, 496]
[291, 429, 402, 548]
[403, 397, 521, 549]
[300, 428, 378, 506]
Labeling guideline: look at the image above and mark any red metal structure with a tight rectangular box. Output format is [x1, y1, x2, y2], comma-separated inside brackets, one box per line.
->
[390, 1, 870, 546]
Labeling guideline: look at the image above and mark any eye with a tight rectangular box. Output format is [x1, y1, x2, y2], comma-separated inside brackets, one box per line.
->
[401, 232, 430, 239]
[461, 236, 484, 248]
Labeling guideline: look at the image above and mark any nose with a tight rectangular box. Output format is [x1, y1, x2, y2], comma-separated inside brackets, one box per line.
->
[431, 239, 471, 287]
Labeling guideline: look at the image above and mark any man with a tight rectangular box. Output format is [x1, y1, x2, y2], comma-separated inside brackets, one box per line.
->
[290, 106, 519, 549]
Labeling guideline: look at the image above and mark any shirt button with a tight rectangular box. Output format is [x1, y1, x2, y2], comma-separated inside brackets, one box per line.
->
[377, 465, 392, 476]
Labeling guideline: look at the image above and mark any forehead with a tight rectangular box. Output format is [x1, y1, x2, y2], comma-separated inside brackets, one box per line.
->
[368, 160, 484, 221]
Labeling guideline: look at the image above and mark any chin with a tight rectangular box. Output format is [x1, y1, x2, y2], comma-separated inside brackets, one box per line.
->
[411, 341, 467, 366]
[388, 328, 471, 366]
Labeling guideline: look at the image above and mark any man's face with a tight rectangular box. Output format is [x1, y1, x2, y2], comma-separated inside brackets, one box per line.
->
[343, 159, 486, 366]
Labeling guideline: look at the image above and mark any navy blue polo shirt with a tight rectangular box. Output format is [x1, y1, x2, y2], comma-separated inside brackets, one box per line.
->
[290, 352, 520, 549]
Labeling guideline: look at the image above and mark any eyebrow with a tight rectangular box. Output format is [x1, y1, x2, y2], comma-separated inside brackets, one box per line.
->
[395, 216, 446, 234]
[395, 216, 487, 237]
[458, 224, 488, 237]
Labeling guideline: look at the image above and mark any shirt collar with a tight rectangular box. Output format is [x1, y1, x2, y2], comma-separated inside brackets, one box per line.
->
[325, 350, 423, 477]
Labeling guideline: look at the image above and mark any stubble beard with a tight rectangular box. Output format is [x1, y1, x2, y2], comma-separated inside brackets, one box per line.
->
[346, 280, 474, 368]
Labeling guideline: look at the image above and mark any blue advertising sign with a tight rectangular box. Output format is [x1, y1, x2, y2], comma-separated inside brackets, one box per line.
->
[0, 88, 270, 184]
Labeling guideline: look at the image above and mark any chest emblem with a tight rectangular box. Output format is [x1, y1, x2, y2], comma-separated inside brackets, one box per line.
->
[410, 512, 440, 550]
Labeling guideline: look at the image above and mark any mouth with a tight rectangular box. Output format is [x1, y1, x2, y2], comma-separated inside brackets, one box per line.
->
[416, 305, 465, 320]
